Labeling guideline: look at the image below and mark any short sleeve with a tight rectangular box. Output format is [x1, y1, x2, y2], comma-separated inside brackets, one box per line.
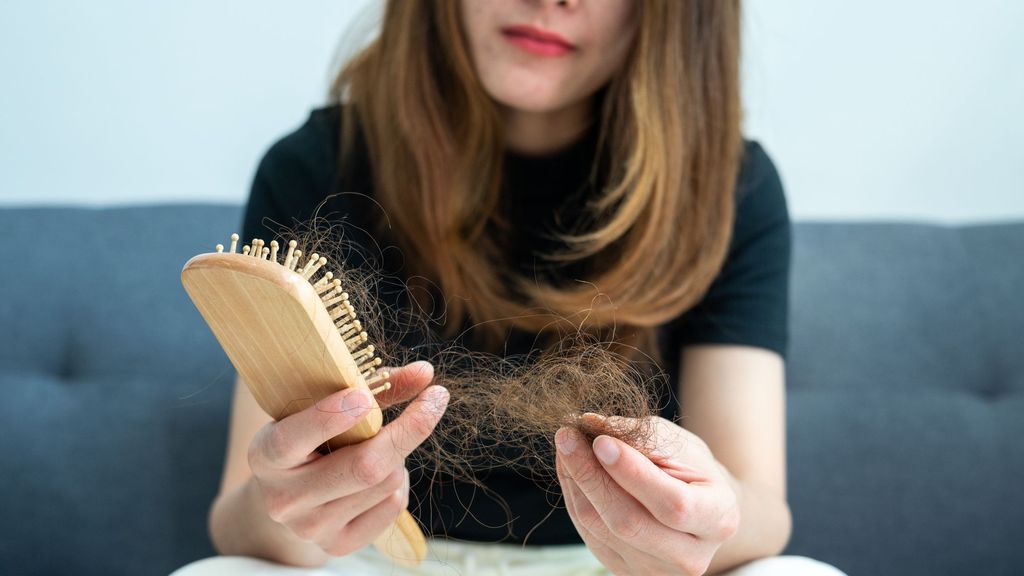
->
[665, 141, 792, 359]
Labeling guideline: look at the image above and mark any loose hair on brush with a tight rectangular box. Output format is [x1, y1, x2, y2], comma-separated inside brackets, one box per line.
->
[328, 0, 744, 363]
[278, 215, 669, 484]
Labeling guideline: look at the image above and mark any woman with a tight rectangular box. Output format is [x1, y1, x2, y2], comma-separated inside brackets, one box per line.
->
[180, 1, 846, 574]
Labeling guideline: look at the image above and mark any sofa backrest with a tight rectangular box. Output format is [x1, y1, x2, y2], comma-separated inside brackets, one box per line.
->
[1, 206, 1021, 575]
[0, 205, 238, 575]
[785, 222, 1024, 574]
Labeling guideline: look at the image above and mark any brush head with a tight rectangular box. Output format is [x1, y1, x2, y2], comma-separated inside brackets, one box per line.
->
[181, 233, 427, 567]
[181, 234, 390, 445]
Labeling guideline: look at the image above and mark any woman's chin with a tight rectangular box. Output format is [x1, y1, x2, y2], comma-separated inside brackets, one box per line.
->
[481, 71, 581, 114]
[489, 88, 578, 115]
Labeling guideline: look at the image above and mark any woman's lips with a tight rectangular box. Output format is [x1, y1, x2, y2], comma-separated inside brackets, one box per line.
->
[501, 25, 576, 57]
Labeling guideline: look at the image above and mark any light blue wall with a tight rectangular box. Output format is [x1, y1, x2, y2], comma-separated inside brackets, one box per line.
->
[743, 0, 1024, 222]
[2, 0, 1022, 222]
[0, 0, 375, 206]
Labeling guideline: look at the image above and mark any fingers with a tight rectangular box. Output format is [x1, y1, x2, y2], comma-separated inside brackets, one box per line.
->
[372, 361, 435, 408]
[592, 434, 709, 535]
[590, 414, 713, 482]
[323, 472, 411, 557]
[249, 362, 438, 472]
[301, 384, 448, 500]
[286, 467, 407, 541]
[556, 428, 654, 542]
[367, 384, 449, 462]
[581, 414, 731, 539]
[252, 387, 373, 470]
[330, 467, 408, 525]
[556, 428, 691, 560]
[556, 456, 630, 574]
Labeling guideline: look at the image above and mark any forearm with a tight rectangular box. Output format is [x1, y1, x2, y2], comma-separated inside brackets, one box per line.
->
[706, 473, 792, 575]
[209, 476, 330, 567]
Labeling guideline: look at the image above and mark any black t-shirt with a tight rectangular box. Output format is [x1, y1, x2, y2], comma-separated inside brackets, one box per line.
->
[241, 104, 791, 545]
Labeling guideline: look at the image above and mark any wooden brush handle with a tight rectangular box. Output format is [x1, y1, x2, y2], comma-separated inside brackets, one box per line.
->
[182, 251, 427, 566]
[301, 397, 427, 567]
[272, 394, 427, 567]
[373, 510, 427, 566]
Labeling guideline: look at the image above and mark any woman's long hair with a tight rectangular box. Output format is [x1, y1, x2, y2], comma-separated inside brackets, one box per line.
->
[330, 0, 742, 363]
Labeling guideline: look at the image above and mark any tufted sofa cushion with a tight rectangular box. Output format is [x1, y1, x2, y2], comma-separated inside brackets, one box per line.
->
[0, 205, 1021, 575]
[784, 222, 1024, 574]
[0, 205, 238, 575]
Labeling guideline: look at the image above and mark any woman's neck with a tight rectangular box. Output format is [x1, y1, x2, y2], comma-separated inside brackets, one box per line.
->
[502, 98, 593, 156]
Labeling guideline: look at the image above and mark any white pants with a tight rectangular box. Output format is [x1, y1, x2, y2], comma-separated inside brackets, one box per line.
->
[170, 540, 847, 576]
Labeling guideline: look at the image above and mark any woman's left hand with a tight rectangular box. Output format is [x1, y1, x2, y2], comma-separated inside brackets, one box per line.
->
[555, 414, 741, 576]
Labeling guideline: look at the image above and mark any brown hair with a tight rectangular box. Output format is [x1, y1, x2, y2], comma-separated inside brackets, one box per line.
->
[330, 0, 742, 363]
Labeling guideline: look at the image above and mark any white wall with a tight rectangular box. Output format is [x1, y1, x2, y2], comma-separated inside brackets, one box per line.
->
[1, 0, 1022, 222]
[743, 0, 1024, 222]
[0, 0, 375, 207]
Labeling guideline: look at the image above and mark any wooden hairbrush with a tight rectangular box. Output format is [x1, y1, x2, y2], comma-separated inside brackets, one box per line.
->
[181, 233, 426, 567]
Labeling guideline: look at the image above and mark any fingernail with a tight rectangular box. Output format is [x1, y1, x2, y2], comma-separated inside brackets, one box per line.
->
[555, 428, 577, 455]
[398, 468, 410, 497]
[341, 389, 371, 412]
[427, 386, 449, 415]
[593, 436, 620, 466]
[412, 360, 434, 374]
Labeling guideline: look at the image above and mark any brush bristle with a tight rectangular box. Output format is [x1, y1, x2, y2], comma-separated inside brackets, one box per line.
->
[216, 233, 390, 394]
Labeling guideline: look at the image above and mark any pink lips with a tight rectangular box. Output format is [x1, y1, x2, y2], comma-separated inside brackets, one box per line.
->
[501, 24, 576, 57]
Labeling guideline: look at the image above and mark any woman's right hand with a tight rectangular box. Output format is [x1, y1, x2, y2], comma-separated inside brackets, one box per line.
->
[245, 361, 447, 557]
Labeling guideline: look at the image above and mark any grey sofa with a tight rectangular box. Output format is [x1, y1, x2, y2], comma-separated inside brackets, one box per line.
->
[1, 204, 1021, 576]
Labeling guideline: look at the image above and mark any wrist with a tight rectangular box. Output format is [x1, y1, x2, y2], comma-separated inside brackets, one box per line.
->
[210, 477, 330, 567]
[724, 465, 744, 512]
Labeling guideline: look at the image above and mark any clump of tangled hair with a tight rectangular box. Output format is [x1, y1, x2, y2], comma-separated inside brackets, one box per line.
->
[407, 336, 664, 489]
[270, 215, 670, 490]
